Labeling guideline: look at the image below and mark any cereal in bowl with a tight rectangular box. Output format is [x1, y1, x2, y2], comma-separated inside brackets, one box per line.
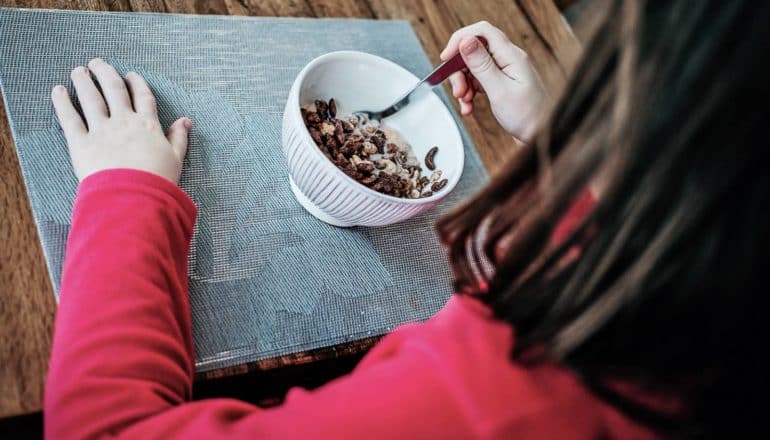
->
[301, 98, 448, 199]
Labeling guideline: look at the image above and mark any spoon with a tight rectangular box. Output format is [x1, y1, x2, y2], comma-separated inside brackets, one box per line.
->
[353, 51, 467, 124]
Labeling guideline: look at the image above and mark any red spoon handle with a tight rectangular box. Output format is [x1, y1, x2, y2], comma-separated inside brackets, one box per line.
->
[424, 37, 488, 86]
[425, 52, 466, 86]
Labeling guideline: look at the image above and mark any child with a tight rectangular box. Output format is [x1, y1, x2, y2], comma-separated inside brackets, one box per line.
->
[45, 1, 767, 438]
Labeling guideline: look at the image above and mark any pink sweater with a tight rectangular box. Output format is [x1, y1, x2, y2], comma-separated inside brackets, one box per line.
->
[45, 169, 654, 439]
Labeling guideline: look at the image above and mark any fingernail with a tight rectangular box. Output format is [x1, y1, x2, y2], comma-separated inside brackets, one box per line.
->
[460, 38, 480, 55]
[183, 118, 192, 130]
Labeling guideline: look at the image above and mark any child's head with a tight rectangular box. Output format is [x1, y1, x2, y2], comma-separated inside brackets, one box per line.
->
[439, 0, 768, 435]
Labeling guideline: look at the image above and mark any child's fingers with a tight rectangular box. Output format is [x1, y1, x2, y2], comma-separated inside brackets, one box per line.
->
[442, 21, 499, 59]
[51, 85, 86, 140]
[166, 117, 192, 161]
[448, 71, 468, 98]
[461, 86, 475, 103]
[456, 72, 476, 115]
[441, 32, 463, 60]
[87, 58, 132, 115]
[459, 99, 474, 115]
[442, 21, 524, 70]
[440, 47, 456, 61]
[471, 76, 485, 94]
[70, 66, 108, 124]
[459, 36, 511, 98]
[124, 72, 158, 117]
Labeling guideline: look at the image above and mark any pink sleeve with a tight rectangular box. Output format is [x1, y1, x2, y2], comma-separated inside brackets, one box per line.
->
[45, 169, 198, 438]
[44, 169, 472, 439]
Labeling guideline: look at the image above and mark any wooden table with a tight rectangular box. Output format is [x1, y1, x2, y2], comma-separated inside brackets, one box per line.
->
[0, 0, 580, 418]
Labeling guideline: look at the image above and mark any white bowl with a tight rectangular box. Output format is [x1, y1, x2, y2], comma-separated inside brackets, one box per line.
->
[282, 51, 464, 227]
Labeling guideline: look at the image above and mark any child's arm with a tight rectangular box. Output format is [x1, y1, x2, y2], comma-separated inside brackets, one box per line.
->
[46, 162, 480, 438]
[45, 58, 199, 438]
[45, 167, 198, 438]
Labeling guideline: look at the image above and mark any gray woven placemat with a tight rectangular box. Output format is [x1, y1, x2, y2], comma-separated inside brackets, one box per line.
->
[0, 8, 488, 371]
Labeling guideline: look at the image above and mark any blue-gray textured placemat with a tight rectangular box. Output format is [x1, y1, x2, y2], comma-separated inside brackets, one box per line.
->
[0, 8, 488, 371]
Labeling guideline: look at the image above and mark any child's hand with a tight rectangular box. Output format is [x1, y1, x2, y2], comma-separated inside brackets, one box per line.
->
[441, 21, 545, 143]
[51, 59, 191, 184]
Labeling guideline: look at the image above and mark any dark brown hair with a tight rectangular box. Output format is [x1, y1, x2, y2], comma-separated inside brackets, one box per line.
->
[437, 0, 769, 436]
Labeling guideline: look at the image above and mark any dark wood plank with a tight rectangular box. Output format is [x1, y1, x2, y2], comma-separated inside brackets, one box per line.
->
[570, 0, 610, 43]
[518, 0, 582, 73]
[553, 0, 578, 11]
[0, 102, 57, 418]
[197, 336, 382, 380]
[0, 0, 580, 417]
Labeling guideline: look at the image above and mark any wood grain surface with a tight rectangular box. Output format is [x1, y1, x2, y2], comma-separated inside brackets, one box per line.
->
[0, 0, 580, 417]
